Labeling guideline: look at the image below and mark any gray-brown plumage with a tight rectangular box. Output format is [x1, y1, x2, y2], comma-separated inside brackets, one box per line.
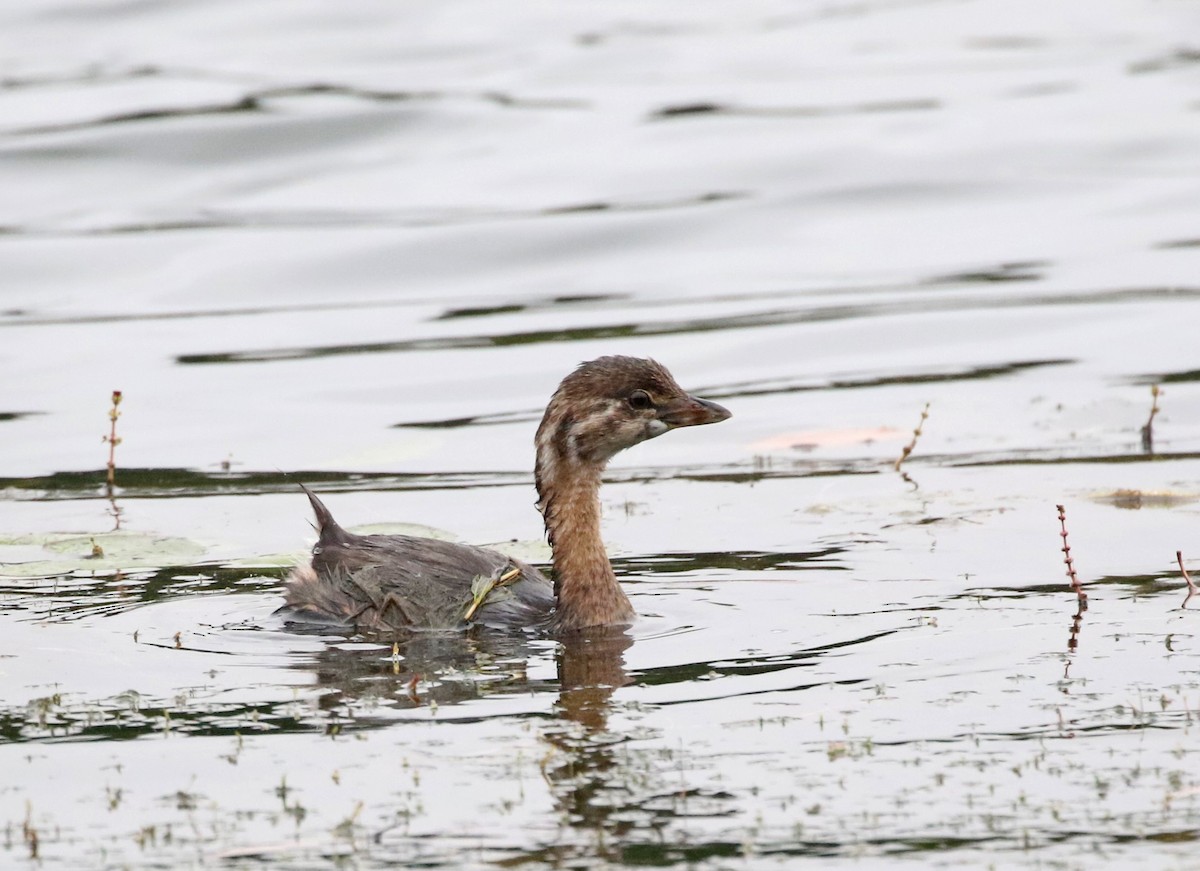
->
[278, 356, 730, 636]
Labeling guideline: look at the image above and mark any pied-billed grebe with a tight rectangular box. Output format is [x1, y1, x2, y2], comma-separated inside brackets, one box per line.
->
[280, 356, 730, 635]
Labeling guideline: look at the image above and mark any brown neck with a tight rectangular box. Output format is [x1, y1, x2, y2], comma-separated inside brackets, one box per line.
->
[537, 461, 635, 633]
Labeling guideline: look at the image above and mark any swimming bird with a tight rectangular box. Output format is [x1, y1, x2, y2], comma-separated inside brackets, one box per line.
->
[279, 356, 730, 635]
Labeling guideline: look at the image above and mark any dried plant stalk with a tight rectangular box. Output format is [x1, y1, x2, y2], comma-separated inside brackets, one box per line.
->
[464, 566, 521, 621]
[103, 390, 123, 488]
[1056, 504, 1088, 605]
[894, 402, 930, 471]
[1178, 550, 1197, 594]
[1141, 384, 1161, 452]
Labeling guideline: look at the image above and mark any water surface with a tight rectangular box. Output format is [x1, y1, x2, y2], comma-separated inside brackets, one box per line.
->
[2, 1, 1200, 868]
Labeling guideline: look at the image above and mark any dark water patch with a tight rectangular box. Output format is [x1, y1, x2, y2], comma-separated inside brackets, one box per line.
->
[634, 630, 898, 692]
[0, 411, 39, 423]
[434, 293, 626, 322]
[178, 284, 1200, 366]
[501, 836, 1011, 866]
[705, 358, 1072, 403]
[1128, 47, 1200, 75]
[436, 303, 525, 320]
[1093, 571, 1197, 600]
[3, 461, 841, 504]
[0, 467, 527, 501]
[177, 308, 1057, 364]
[632, 462, 882, 486]
[397, 408, 539, 430]
[964, 569, 1190, 601]
[650, 98, 940, 120]
[294, 631, 555, 715]
[0, 696, 327, 745]
[615, 548, 844, 576]
[0, 565, 280, 621]
[0, 624, 557, 744]
[926, 260, 1048, 285]
[174, 314, 775, 364]
[10, 82, 586, 136]
[0, 63, 162, 90]
[951, 450, 1200, 468]
[14, 95, 260, 136]
[9, 191, 739, 237]
[1133, 367, 1200, 384]
[541, 190, 742, 216]
[1155, 237, 1200, 249]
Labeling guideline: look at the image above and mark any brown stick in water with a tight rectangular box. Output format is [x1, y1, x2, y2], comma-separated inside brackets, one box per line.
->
[1141, 384, 1161, 453]
[1178, 550, 1197, 594]
[104, 390, 123, 489]
[894, 402, 930, 471]
[1056, 504, 1088, 606]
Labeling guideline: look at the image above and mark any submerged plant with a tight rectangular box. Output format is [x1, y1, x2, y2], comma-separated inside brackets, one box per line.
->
[464, 566, 522, 621]
[1141, 384, 1161, 453]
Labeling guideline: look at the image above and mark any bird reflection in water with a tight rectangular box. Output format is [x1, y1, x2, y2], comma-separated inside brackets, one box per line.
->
[293, 625, 665, 858]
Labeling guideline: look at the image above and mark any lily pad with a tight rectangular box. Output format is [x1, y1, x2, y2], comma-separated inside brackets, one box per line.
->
[0, 531, 207, 579]
[347, 522, 461, 541]
[479, 538, 552, 564]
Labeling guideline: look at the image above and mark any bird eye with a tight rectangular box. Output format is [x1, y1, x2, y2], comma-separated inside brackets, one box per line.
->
[627, 389, 653, 411]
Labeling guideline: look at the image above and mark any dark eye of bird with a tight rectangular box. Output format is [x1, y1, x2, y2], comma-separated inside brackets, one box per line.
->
[627, 389, 653, 411]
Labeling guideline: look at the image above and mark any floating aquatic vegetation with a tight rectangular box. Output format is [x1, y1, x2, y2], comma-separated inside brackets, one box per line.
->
[464, 566, 521, 621]
[0, 531, 207, 579]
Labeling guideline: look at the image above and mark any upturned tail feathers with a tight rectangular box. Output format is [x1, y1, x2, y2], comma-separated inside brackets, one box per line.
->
[299, 484, 351, 548]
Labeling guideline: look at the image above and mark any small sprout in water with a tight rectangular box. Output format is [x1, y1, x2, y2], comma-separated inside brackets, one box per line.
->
[173, 632, 182, 649]
[89, 537, 104, 559]
[894, 402, 930, 472]
[1141, 384, 1162, 452]
[332, 801, 363, 839]
[132, 630, 139, 643]
[22, 801, 39, 859]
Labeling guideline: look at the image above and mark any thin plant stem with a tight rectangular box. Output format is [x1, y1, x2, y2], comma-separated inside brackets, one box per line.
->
[894, 402, 930, 472]
[104, 390, 123, 489]
[1141, 384, 1161, 453]
[103, 390, 124, 530]
[1178, 550, 1197, 594]
[1056, 504, 1088, 606]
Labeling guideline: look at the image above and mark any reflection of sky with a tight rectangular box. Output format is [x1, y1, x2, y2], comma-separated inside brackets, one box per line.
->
[1, 1, 1200, 866]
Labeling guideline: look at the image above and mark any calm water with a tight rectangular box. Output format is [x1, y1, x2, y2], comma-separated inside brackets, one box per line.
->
[3, 1, 1200, 868]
